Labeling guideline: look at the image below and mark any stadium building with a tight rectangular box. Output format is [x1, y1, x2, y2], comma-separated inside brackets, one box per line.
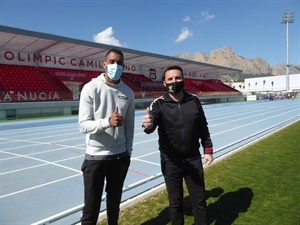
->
[0, 25, 244, 119]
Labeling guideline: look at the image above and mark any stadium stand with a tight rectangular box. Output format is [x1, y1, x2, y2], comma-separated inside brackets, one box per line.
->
[0, 65, 73, 101]
[181, 79, 239, 95]
[0, 64, 241, 102]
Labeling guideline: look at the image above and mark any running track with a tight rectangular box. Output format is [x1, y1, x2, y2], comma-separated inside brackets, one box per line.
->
[0, 98, 299, 225]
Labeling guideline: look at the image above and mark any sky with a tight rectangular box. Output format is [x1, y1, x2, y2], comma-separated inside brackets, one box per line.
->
[0, 0, 299, 67]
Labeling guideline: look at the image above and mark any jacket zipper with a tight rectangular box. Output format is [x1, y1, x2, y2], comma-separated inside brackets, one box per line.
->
[178, 103, 185, 159]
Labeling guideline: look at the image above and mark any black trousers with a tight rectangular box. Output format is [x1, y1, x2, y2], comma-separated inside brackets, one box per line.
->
[80, 155, 130, 225]
[161, 153, 208, 225]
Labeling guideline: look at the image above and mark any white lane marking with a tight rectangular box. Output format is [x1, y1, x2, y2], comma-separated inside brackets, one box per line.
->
[0, 174, 81, 199]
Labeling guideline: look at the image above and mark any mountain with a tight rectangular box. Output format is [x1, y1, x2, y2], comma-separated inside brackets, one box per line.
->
[175, 46, 300, 77]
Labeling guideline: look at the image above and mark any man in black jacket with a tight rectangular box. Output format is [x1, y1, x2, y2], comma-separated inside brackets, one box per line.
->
[142, 65, 213, 225]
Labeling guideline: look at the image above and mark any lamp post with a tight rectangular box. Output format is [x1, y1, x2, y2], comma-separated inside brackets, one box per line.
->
[281, 12, 295, 92]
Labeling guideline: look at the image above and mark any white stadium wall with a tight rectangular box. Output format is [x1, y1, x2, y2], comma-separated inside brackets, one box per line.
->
[245, 74, 300, 92]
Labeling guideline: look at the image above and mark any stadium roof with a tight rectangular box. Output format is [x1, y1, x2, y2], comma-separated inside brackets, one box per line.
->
[0, 25, 242, 76]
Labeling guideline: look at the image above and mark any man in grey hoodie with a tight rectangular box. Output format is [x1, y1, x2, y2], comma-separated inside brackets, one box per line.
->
[78, 48, 135, 225]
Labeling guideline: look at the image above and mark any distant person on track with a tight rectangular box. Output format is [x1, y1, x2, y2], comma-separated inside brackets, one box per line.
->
[142, 65, 214, 225]
[78, 48, 135, 225]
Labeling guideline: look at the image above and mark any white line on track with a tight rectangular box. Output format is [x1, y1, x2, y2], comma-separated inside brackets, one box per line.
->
[132, 158, 160, 166]
[0, 131, 84, 143]
[132, 137, 158, 145]
[1, 123, 76, 135]
[211, 109, 299, 135]
[0, 138, 85, 153]
[210, 104, 294, 122]
[0, 144, 85, 161]
[0, 153, 84, 176]
[0, 149, 82, 174]
[0, 173, 81, 199]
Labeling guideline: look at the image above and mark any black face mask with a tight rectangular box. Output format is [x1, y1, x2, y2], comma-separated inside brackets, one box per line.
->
[165, 81, 184, 94]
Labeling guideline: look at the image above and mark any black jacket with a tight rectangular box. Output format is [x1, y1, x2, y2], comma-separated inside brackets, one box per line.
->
[144, 91, 213, 158]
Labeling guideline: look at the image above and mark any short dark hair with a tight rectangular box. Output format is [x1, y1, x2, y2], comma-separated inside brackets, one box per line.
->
[105, 48, 124, 60]
[162, 65, 183, 81]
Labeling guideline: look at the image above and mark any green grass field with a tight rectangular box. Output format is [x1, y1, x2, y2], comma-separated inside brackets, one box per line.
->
[98, 121, 300, 225]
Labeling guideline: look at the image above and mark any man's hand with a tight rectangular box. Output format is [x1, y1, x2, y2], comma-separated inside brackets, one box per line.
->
[109, 106, 124, 127]
[142, 107, 153, 130]
[204, 154, 213, 166]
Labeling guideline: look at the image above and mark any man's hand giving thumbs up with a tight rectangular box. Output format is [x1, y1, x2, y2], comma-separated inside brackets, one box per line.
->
[142, 107, 153, 130]
[109, 106, 124, 127]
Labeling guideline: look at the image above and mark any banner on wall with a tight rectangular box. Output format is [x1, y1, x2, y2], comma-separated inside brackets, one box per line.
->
[0, 50, 140, 73]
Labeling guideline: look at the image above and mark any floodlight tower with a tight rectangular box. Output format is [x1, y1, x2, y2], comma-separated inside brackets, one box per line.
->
[281, 12, 295, 92]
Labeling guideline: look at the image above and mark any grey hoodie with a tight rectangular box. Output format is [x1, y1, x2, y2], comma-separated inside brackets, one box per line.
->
[78, 74, 135, 156]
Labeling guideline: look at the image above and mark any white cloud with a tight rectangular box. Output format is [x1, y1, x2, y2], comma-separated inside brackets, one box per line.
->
[93, 27, 123, 47]
[183, 16, 191, 22]
[175, 27, 193, 43]
[182, 11, 215, 24]
[198, 10, 215, 23]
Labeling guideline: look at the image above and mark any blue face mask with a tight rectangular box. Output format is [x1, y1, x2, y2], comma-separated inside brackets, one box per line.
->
[106, 64, 123, 80]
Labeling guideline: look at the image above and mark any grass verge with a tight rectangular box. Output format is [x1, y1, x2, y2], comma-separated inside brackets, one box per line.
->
[98, 121, 300, 225]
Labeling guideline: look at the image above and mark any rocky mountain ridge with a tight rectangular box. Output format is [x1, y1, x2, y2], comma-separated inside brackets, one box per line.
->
[175, 46, 300, 76]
